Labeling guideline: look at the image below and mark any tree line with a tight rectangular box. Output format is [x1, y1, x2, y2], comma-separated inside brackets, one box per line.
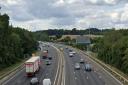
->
[0, 14, 37, 69]
[92, 29, 128, 74]
[35, 28, 113, 36]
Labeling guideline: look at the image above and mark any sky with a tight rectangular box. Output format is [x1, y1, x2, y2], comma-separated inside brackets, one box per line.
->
[0, 0, 128, 31]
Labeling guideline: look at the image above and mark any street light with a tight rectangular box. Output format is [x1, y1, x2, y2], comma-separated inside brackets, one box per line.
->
[0, 6, 1, 15]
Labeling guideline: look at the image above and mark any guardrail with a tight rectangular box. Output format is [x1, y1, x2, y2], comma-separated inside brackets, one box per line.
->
[67, 45, 128, 85]
[75, 47, 128, 85]
[0, 64, 24, 84]
[84, 51, 128, 85]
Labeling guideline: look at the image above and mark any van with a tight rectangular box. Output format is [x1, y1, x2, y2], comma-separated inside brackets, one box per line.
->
[43, 79, 51, 85]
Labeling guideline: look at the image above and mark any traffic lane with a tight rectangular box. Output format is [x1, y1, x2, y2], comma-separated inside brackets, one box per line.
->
[73, 53, 105, 85]
[64, 49, 89, 85]
[65, 49, 105, 85]
[63, 49, 77, 85]
[36, 46, 59, 85]
[41, 46, 59, 83]
[4, 46, 58, 85]
[79, 52, 121, 85]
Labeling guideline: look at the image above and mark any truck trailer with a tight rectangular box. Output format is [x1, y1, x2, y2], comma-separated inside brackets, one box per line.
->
[42, 50, 48, 59]
[25, 56, 40, 77]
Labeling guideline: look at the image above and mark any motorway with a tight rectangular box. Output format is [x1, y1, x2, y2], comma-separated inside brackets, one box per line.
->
[64, 48, 104, 85]
[1, 43, 123, 85]
[2, 45, 59, 85]
[62, 45, 122, 85]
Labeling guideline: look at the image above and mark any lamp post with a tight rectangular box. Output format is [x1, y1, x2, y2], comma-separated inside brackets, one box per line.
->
[0, 6, 1, 15]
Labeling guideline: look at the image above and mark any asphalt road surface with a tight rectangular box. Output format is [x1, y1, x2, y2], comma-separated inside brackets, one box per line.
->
[64, 48, 105, 85]
[3, 45, 59, 85]
[2, 43, 123, 85]
[63, 45, 122, 85]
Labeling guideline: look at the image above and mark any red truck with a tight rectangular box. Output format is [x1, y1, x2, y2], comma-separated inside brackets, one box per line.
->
[42, 50, 48, 59]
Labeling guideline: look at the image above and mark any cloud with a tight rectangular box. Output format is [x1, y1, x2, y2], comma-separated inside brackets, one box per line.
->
[0, 0, 128, 30]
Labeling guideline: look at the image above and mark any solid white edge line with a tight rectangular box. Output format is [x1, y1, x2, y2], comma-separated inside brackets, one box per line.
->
[52, 45, 61, 85]
[79, 50, 123, 85]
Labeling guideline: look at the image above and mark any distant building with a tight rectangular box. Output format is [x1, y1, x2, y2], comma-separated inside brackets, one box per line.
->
[76, 35, 91, 45]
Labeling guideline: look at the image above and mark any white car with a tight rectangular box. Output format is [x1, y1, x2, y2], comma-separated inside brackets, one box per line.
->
[80, 59, 84, 64]
[43, 79, 51, 85]
[30, 77, 39, 85]
[69, 53, 73, 57]
[72, 51, 76, 54]
[75, 63, 80, 70]
[70, 51, 76, 55]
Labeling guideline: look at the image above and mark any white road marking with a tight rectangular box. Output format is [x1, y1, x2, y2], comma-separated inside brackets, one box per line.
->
[1, 66, 24, 85]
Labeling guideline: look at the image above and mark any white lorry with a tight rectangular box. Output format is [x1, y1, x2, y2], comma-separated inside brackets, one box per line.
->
[25, 56, 40, 77]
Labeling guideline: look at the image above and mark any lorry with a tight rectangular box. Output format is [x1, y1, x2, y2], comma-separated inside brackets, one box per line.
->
[25, 56, 40, 77]
[42, 50, 48, 59]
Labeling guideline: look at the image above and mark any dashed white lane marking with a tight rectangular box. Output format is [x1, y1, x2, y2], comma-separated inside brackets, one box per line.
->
[74, 72, 75, 74]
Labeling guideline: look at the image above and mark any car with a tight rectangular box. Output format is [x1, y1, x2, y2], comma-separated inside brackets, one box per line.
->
[85, 64, 92, 71]
[80, 59, 84, 64]
[46, 60, 51, 65]
[75, 63, 80, 70]
[43, 78, 51, 85]
[46, 50, 48, 53]
[30, 77, 39, 85]
[48, 56, 52, 60]
[60, 48, 63, 51]
[69, 49, 72, 52]
[72, 51, 76, 54]
[69, 53, 73, 57]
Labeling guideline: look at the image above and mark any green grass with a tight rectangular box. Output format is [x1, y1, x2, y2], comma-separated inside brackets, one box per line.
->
[0, 50, 41, 79]
[0, 59, 25, 79]
[88, 51, 128, 84]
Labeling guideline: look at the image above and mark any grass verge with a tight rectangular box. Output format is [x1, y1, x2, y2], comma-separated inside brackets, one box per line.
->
[88, 51, 128, 85]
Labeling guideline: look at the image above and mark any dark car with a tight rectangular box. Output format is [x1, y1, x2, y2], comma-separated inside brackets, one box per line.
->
[85, 64, 92, 72]
[48, 56, 52, 60]
[46, 60, 51, 65]
[46, 50, 48, 53]
[69, 49, 72, 52]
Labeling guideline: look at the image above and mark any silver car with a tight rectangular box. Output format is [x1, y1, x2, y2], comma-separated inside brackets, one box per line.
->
[30, 77, 39, 85]
[69, 53, 73, 57]
[80, 59, 84, 64]
[75, 63, 80, 70]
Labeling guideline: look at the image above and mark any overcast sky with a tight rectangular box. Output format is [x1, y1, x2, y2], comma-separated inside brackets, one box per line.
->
[0, 0, 128, 31]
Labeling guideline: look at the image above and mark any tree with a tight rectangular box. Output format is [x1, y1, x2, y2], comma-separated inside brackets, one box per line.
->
[92, 29, 128, 74]
[56, 35, 62, 39]
[0, 14, 37, 69]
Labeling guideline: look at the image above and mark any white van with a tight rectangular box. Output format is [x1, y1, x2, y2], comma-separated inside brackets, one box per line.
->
[43, 79, 51, 85]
